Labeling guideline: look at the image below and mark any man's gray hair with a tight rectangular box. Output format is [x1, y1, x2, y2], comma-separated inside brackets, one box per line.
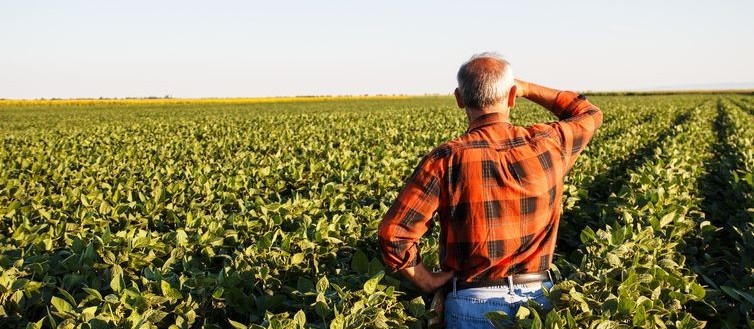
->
[456, 52, 515, 110]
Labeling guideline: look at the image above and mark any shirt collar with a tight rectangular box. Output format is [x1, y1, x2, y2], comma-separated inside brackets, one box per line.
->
[467, 112, 510, 133]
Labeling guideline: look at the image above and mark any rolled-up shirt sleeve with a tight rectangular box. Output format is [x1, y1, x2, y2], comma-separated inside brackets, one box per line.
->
[548, 91, 603, 171]
[378, 155, 441, 273]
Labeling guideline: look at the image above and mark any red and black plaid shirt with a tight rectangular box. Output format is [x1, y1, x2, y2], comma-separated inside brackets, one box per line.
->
[378, 91, 603, 282]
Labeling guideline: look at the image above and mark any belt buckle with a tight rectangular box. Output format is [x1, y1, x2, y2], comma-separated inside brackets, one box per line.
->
[507, 275, 514, 295]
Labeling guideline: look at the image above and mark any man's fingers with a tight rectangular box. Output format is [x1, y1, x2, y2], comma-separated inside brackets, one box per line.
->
[514, 79, 528, 97]
[425, 271, 452, 293]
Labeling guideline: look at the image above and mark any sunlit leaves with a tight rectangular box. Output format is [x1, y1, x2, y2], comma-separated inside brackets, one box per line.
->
[1, 95, 753, 327]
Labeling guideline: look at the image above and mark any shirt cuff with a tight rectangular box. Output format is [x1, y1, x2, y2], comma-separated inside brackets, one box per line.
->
[382, 246, 422, 273]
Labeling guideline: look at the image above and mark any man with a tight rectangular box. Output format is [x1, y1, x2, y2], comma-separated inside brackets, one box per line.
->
[378, 53, 602, 327]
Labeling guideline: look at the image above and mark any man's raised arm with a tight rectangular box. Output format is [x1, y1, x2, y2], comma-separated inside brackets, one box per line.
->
[515, 79, 603, 169]
[515, 79, 560, 113]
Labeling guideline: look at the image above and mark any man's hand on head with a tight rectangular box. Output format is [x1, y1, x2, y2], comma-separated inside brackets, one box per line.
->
[515, 79, 529, 98]
[513, 79, 562, 112]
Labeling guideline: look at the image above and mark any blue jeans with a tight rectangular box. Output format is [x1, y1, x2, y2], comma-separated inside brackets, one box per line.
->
[444, 280, 553, 329]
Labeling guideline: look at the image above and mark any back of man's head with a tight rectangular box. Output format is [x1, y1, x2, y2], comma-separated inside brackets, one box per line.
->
[456, 53, 514, 110]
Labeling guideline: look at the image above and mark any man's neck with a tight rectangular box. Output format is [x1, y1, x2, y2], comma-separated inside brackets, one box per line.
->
[466, 107, 510, 126]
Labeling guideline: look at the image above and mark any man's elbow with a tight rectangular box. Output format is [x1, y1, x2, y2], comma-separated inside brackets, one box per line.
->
[376, 222, 397, 272]
[377, 220, 392, 254]
[592, 106, 604, 129]
[581, 104, 603, 130]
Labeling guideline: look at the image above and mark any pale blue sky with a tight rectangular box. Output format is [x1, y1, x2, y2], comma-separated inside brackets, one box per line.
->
[1, 0, 753, 99]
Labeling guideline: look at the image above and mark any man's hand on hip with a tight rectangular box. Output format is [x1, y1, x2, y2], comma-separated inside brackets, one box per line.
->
[398, 263, 455, 293]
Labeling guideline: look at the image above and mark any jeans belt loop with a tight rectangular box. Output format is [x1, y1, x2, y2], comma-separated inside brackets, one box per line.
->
[452, 277, 457, 295]
[507, 275, 514, 295]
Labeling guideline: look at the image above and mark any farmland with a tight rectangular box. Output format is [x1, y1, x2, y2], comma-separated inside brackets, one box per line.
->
[0, 95, 753, 328]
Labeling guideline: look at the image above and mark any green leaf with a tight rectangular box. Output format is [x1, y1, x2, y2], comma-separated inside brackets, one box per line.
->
[57, 288, 77, 307]
[363, 271, 384, 294]
[176, 229, 188, 246]
[46, 306, 57, 329]
[316, 276, 329, 294]
[544, 310, 562, 328]
[688, 282, 706, 300]
[331, 282, 346, 298]
[212, 287, 224, 300]
[161, 280, 182, 302]
[314, 301, 330, 320]
[290, 253, 305, 266]
[514, 306, 530, 319]
[407, 296, 425, 317]
[104, 294, 119, 304]
[351, 249, 369, 274]
[330, 314, 345, 329]
[293, 310, 306, 328]
[257, 235, 272, 250]
[565, 309, 577, 328]
[161, 280, 172, 296]
[11, 278, 28, 291]
[110, 265, 124, 293]
[580, 227, 597, 244]
[530, 310, 543, 329]
[228, 319, 248, 329]
[368, 257, 384, 275]
[297, 277, 314, 293]
[633, 305, 646, 326]
[81, 306, 98, 322]
[622, 210, 634, 224]
[25, 318, 44, 329]
[721, 286, 754, 305]
[51, 296, 73, 313]
[618, 296, 636, 315]
[659, 212, 676, 228]
[485, 311, 509, 328]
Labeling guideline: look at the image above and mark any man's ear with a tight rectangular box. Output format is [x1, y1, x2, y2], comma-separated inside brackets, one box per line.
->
[507, 85, 517, 109]
[454, 88, 465, 109]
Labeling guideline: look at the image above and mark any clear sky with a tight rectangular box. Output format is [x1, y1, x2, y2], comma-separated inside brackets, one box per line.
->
[1, 0, 753, 99]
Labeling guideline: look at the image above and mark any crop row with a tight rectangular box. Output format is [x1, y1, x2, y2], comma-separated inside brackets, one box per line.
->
[0, 98, 456, 328]
[556, 96, 702, 256]
[533, 100, 716, 328]
[1, 97, 561, 328]
[0, 95, 748, 328]
[685, 98, 754, 327]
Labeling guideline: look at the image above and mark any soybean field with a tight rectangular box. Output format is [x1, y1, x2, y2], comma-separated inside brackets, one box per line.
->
[1, 94, 753, 328]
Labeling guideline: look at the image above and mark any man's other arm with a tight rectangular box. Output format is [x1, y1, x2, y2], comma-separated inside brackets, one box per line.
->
[377, 156, 454, 293]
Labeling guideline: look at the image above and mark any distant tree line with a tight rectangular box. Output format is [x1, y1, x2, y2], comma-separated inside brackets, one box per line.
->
[583, 90, 754, 96]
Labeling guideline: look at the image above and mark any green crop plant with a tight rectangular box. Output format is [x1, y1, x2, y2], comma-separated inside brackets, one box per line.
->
[1, 95, 753, 328]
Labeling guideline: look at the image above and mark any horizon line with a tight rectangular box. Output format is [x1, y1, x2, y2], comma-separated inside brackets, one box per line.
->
[2, 88, 753, 101]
